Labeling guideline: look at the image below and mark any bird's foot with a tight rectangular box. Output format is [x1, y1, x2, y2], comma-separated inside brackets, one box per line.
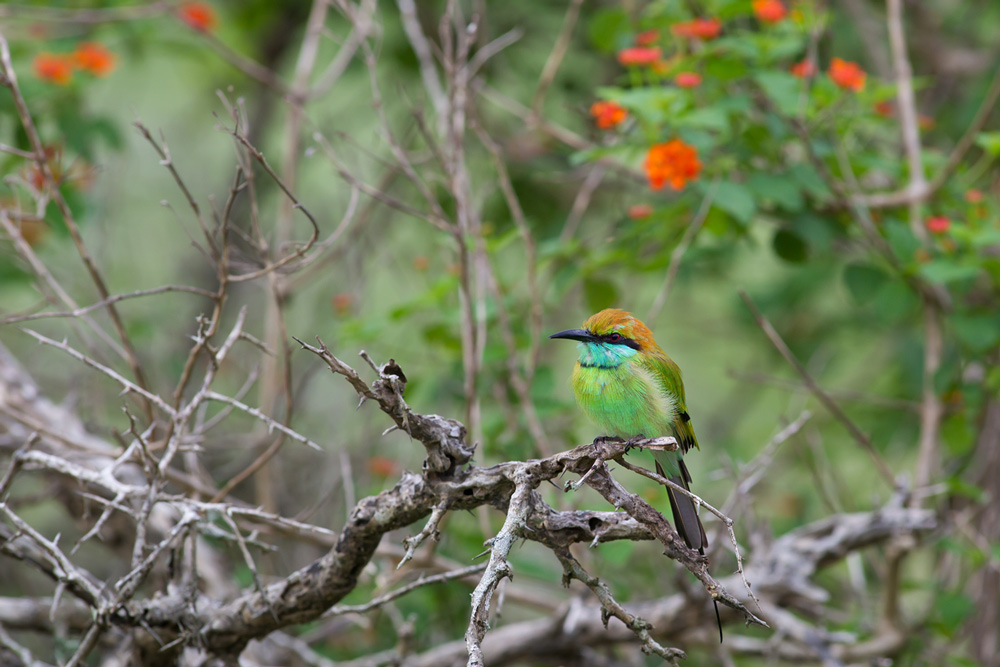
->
[624, 434, 647, 454]
[592, 435, 618, 445]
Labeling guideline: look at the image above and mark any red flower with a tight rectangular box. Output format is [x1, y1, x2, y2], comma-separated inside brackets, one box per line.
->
[753, 0, 788, 23]
[671, 18, 722, 40]
[617, 47, 663, 66]
[368, 456, 400, 478]
[590, 101, 627, 129]
[874, 100, 894, 117]
[829, 57, 866, 92]
[332, 292, 353, 314]
[33, 53, 74, 85]
[925, 216, 950, 234]
[628, 204, 654, 220]
[644, 140, 702, 191]
[965, 189, 984, 203]
[178, 1, 217, 32]
[635, 29, 659, 46]
[73, 42, 116, 77]
[790, 59, 815, 78]
[674, 72, 702, 88]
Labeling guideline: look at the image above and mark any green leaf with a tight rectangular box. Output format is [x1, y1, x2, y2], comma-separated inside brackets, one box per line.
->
[705, 56, 747, 82]
[754, 70, 802, 116]
[747, 172, 804, 211]
[772, 228, 808, 263]
[843, 263, 889, 305]
[884, 220, 921, 264]
[588, 8, 629, 52]
[787, 163, 831, 200]
[710, 181, 756, 224]
[951, 313, 1000, 352]
[974, 131, 1000, 157]
[675, 107, 728, 131]
[920, 260, 980, 284]
[583, 276, 619, 313]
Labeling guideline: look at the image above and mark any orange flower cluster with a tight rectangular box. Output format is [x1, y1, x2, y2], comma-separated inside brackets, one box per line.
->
[617, 47, 662, 66]
[590, 101, 627, 129]
[674, 72, 702, 88]
[829, 57, 866, 91]
[753, 0, 788, 23]
[33, 42, 116, 85]
[790, 59, 815, 78]
[178, 1, 217, 33]
[644, 140, 701, 191]
[671, 18, 721, 40]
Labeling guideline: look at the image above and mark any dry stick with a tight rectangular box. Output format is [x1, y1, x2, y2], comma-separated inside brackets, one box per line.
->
[398, 504, 449, 568]
[728, 371, 920, 413]
[738, 290, 897, 487]
[647, 179, 718, 322]
[0, 34, 152, 422]
[397, 0, 448, 135]
[21, 329, 176, 418]
[885, 0, 944, 503]
[471, 124, 549, 455]
[559, 164, 607, 243]
[474, 122, 542, 380]
[0, 212, 123, 361]
[0, 2, 168, 22]
[465, 478, 532, 667]
[860, 65, 1000, 209]
[557, 551, 685, 664]
[308, 0, 378, 100]
[531, 0, 584, 119]
[328, 563, 488, 616]
[0, 285, 216, 326]
[610, 452, 760, 613]
[134, 121, 220, 259]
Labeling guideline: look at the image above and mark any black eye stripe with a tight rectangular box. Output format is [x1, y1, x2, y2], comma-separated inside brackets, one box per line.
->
[594, 332, 641, 350]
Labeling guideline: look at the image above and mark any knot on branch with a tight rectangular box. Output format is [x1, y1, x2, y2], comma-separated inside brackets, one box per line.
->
[294, 339, 475, 476]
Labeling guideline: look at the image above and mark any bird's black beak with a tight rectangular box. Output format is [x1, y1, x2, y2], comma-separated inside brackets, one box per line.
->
[548, 328, 595, 343]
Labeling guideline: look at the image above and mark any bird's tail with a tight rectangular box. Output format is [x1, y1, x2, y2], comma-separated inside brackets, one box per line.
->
[658, 458, 707, 553]
[658, 458, 722, 642]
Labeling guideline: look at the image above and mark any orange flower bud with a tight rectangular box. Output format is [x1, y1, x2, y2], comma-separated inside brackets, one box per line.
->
[617, 47, 663, 66]
[671, 18, 722, 40]
[73, 42, 116, 77]
[925, 216, 950, 234]
[790, 59, 815, 78]
[753, 0, 788, 23]
[829, 57, 866, 92]
[178, 1, 217, 33]
[674, 72, 702, 88]
[590, 101, 628, 129]
[33, 53, 74, 85]
[627, 204, 654, 220]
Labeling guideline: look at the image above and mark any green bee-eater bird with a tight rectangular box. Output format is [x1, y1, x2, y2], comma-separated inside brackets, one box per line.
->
[549, 308, 708, 553]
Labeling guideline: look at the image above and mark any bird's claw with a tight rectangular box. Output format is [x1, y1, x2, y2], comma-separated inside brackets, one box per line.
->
[593, 435, 618, 445]
[623, 434, 647, 454]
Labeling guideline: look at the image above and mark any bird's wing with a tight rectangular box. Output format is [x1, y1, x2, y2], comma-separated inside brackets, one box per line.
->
[640, 348, 699, 453]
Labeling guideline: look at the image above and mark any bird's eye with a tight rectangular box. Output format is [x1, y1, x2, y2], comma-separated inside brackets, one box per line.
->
[609, 333, 621, 343]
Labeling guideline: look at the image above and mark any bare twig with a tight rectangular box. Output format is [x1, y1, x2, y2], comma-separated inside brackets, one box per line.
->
[738, 290, 896, 487]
